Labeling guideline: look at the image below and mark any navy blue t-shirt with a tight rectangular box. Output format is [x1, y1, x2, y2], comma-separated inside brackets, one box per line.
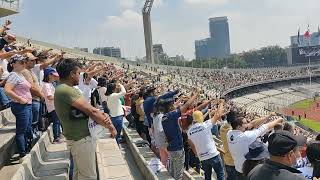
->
[162, 109, 183, 151]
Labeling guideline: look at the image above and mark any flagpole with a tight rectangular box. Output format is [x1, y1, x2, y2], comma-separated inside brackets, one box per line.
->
[308, 31, 311, 85]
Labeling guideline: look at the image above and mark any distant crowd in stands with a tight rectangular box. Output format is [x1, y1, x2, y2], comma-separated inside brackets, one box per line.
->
[1, 19, 320, 180]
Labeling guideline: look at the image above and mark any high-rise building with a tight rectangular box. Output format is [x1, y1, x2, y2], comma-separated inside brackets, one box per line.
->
[152, 44, 167, 63]
[291, 32, 320, 47]
[195, 16, 230, 60]
[93, 47, 121, 58]
[153, 44, 164, 54]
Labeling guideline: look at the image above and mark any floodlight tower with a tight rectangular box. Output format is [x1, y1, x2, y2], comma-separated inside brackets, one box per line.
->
[142, 0, 155, 64]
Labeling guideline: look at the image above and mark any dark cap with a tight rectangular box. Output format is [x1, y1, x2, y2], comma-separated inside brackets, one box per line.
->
[245, 141, 269, 160]
[268, 131, 305, 156]
[146, 86, 156, 93]
[158, 98, 175, 105]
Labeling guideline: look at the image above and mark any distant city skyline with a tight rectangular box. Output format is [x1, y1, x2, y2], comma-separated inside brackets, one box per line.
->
[9, 0, 320, 60]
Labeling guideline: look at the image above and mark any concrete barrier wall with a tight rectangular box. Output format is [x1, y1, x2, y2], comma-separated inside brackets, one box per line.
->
[123, 127, 204, 180]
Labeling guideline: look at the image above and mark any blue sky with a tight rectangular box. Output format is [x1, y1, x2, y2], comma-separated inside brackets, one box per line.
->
[9, 0, 320, 59]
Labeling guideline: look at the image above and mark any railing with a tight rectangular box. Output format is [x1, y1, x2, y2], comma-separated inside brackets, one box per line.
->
[0, 0, 19, 11]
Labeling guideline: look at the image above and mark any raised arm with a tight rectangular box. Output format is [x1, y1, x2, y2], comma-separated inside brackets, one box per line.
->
[249, 112, 276, 128]
[39, 54, 62, 70]
[180, 90, 199, 114]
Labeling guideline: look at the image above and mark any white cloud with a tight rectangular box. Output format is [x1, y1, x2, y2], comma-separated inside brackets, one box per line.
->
[102, 9, 143, 29]
[99, 9, 145, 59]
[119, 0, 137, 9]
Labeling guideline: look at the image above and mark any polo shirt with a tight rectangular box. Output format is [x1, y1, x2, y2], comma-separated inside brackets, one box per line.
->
[227, 124, 268, 173]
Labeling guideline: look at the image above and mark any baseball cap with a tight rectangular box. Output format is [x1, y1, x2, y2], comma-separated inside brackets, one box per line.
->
[44, 67, 59, 77]
[146, 86, 156, 93]
[245, 141, 269, 160]
[4, 46, 13, 52]
[10, 54, 26, 63]
[25, 52, 38, 61]
[193, 111, 204, 123]
[268, 131, 305, 156]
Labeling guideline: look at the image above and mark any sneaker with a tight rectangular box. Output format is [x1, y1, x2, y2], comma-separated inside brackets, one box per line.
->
[53, 138, 63, 144]
[19, 155, 26, 163]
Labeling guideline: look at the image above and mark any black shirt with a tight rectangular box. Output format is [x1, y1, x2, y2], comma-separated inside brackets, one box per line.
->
[248, 160, 306, 180]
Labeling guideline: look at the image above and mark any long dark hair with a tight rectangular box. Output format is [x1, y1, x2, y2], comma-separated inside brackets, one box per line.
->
[106, 83, 116, 96]
[307, 142, 320, 178]
[7, 62, 13, 72]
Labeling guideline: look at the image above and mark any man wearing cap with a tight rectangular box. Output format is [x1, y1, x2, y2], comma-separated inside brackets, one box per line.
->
[162, 90, 199, 180]
[248, 131, 306, 180]
[21, 52, 45, 135]
[226, 111, 283, 180]
[143, 87, 179, 144]
[187, 101, 225, 180]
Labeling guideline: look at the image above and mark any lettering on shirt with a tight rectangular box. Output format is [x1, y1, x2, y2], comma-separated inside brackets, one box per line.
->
[188, 126, 205, 136]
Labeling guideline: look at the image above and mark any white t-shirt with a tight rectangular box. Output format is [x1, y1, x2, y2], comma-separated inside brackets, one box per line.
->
[153, 113, 164, 133]
[42, 82, 55, 113]
[78, 73, 98, 102]
[227, 124, 268, 173]
[187, 121, 220, 161]
[31, 64, 44, 86]
[106, 84, 126, 117]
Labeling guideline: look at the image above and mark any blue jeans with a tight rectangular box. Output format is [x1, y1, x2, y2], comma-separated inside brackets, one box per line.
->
[111, 116, 123, 144]
[49, 110, 61, 140]
[225, 165, 237, 180]
[202, 155, 225, 180]
[0, 87, 10, 106]
[32, 100, 40, 132]
[11, 103, 32, 157]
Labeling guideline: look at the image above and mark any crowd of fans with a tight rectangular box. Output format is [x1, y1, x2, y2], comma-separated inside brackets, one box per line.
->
[0, 19, 320, 180]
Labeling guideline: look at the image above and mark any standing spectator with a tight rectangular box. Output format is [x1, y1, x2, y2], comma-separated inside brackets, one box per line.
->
[227, 112, 283, 179]
[135, 90, 145, 136]
[21, 53, 44, 134]
[306, 142, 320, 179]
[42, 67, 61, 143]
[54, 58, 116, 180]
[242, 141, 269, 176]
[248, 131, 306, 180]
[96, 77, 108, 113]
[220, 115, 236, 180]
[162, 90, 199, 180]
[4, 54, 32, 161]
[153, 98, 169, 167]
[143, 87, 157, 144]
[106, 82, 126, 144]
[187, 102, 225, 180]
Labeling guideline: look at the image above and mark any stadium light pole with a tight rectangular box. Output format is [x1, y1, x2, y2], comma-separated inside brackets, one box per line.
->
[143, 0, 155, 64]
